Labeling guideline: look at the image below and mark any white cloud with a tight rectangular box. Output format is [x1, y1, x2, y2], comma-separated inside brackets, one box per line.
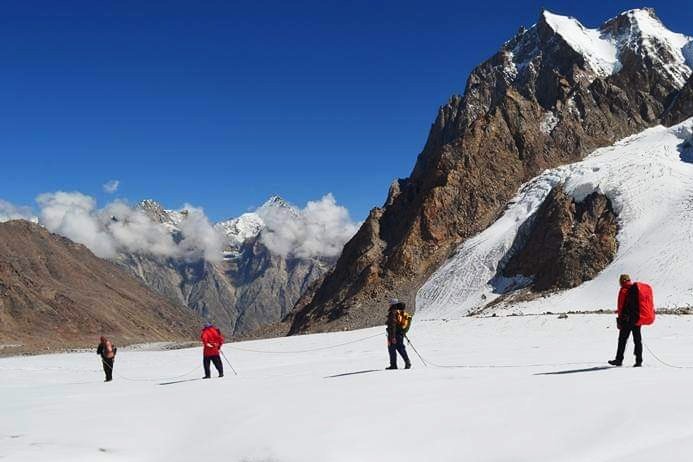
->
[4, 191, 358, 262]
[176, 204, 224, 262]
[100, 200, 178, 257]
[102, 180, 120, 194]
[35, 191, 223, 262]
[0, 199, 37, 223]
[37, 192, 119, 258]
[257, 193, 360, 259]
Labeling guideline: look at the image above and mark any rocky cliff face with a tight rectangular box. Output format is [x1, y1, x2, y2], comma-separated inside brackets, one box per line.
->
[0, 220, 199, 354]
[115, 198, 331, 336]
[289, 8, 693, 333]
[664, 75, 693, 125]
[502, 186, 618, 291]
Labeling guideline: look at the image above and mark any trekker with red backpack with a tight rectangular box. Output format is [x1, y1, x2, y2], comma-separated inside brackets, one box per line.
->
[201, 322, 224, 379]
[608, 274, 655, 367]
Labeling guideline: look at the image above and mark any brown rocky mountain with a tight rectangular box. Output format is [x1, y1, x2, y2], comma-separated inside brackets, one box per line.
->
[289, 8, 693, 334]
[502, 187, 618, 292]
[113, 198, 331, 336]
[0, 220, 200, 354]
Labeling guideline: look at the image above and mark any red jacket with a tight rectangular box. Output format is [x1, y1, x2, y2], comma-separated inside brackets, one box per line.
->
[201, 326, 224, 357]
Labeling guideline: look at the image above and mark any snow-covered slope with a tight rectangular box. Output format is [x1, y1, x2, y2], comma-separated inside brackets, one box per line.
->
[417, 118, 693, 319]
[4, 315, 693, 461]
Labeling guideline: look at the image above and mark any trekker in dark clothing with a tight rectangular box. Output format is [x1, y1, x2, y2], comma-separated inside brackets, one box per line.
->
[609, 274, 643, 367]
[386, 299, 411, 370]
[201, 322, 224, 379]
[97, 336, 117, 382]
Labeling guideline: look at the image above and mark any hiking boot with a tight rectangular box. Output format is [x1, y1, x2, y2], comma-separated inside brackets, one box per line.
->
[608, 360, 622, 366]
[404, 362, 412, 369]
[219, 374, 224, 378]
[633, 362, 642, 368]
[385, 365, 398, 370]
[203, 376, 211, 379]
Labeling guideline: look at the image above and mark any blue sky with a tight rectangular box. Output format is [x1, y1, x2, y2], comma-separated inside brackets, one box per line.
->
[1, 0, 690, 221]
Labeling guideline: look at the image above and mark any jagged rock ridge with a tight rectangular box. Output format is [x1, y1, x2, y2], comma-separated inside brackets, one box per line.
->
[289, 8, 693, 334]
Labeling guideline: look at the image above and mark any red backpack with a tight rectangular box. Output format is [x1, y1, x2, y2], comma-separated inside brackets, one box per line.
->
[635, 282, 655, 326]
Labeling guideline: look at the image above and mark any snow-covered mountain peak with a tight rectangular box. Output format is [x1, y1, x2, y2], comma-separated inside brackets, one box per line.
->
[258, 195, 296, 215]
[137, 199, 189, 229]
[137, 199, 173, 224]
[605, 8, 693, 86]
[507, 8, 692, 85]
[216, 196, 299, 253]
[539, 9, 621, 77]
[216, 212, 265, 250]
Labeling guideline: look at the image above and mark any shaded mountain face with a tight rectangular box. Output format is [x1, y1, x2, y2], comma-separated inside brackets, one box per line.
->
[0, 220, 199, 354]
[664, 75, 693, 125]
[114, 197, 331, 336]
[289, 8, 693, 334]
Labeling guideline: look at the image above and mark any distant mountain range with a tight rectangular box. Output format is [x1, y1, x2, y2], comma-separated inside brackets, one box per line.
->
[114, 196, 331, 336]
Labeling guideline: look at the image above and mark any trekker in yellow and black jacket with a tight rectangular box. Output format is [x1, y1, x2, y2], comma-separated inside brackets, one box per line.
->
[386, 299, 411, 370]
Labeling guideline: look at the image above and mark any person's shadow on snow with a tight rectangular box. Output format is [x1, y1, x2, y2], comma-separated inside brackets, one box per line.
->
[324, 369, 381, 379]
[534, 366, 614, 376]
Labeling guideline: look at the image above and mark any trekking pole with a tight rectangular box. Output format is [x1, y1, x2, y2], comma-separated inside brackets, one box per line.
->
[220, 350, 238, 376]
[404, 335, 428, 368]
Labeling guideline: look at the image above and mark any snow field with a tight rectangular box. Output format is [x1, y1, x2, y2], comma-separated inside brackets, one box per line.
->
[3, 315, 693, 462]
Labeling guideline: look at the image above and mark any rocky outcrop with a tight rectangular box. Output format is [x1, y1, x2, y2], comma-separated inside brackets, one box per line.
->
[502, 186, 618, 291]
[289, 9, 693, 334]
[663, 75, 693, 126]
[0, 220, 199, 354]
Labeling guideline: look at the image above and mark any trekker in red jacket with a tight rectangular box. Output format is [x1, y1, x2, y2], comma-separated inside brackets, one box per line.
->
[608, 274, 643, 367]
[201, 322, 224, 379]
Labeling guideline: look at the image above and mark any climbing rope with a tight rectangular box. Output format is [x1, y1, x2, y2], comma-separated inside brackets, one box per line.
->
[93, 333, 384, 381]
[404, 335, 601, 369]
[227, 332, 384, 354]
[644, 343, 693, 369]
[100, 357, 201, 382]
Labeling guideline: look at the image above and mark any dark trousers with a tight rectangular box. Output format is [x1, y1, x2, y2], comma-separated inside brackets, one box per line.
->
[203, 355, 223, 378]
[102, 357, 114, 381]
[616, 325, 643, 363]
[388, 335, 410, 367]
